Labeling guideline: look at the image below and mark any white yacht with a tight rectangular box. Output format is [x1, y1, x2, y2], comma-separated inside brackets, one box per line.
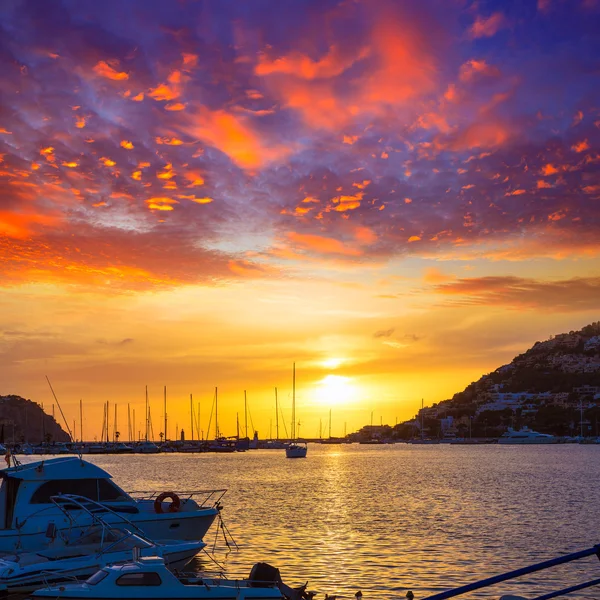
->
[0, 495, 204, 592]
[32, 556, 300, 600]
[0, 457, 225, 552]
[136, 441, 161, 454]
[498, 427, 556, 444]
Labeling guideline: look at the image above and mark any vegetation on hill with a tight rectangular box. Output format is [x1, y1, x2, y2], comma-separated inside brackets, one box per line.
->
[355, 322, 600, 441]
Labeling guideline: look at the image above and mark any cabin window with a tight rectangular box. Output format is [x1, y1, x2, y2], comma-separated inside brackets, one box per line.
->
[86, 570, 109, 585]
[98, 479, 129, 502]
[30, 479, 100, 503]
[116, 572, 162, 586]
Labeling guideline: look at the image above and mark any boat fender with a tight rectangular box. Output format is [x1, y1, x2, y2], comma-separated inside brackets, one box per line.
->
[154, 492, 181, 514]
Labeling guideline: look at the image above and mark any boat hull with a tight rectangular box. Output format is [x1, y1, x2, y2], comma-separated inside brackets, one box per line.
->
[498, 438, 555, 444]
[0, 544, 201, 592]
[0, 509, 218, 553]
[285, 444, 307, 458]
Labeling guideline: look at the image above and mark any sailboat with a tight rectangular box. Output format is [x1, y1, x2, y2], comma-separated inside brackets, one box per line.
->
[285, 363, 307, 458]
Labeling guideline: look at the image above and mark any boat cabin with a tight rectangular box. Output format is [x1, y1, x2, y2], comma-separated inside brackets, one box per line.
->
[32, 556, 287, 600]
[0, 457, 133, 530]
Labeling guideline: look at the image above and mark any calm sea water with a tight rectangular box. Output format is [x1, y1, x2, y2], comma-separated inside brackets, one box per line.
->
[56, 446, 600, 599]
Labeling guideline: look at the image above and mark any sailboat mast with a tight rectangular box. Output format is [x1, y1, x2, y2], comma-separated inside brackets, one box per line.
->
[190, 394, 194, 442]
[127, 404, 131, 442]
[197, 401, 201, 440]
[79, 399, 83, 443]
[145, 386, 149, 442]
[244, 390, 248, 438]
[236, 412, 240, 438]
[329, 408, 332, 439]
[215, 387, 219, 439]
[106, 401, 110, 444]
[114, 403, 117, 442]
[292, 363, 296, 441]
[421, 398, 424, 441]
[164, 385, 167, 442]
[275, 388, 279, 440]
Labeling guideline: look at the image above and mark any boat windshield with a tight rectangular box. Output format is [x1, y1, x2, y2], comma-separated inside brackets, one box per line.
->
[86, 570, 110, 585]
[30, 479, 130, 503]
[68, 527, 151, 550]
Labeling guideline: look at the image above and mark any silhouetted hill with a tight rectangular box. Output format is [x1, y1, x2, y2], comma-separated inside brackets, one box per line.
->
[398, 322, 600, 438]
[0, 395, 71, 444]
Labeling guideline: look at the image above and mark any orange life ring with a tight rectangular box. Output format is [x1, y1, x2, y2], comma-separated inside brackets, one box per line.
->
[154, 492, 181, 514]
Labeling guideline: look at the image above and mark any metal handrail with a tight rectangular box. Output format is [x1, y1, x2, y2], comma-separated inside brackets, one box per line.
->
[127, 489, 227, 507]
[420, 545, 600, 600]
[50, 494, 149, 540]
[531, 576, 600, 600]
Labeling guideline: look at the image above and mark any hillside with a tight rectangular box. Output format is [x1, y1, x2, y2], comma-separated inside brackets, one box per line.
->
[412, 322, 600, 437]
[0, 395, 71, 444]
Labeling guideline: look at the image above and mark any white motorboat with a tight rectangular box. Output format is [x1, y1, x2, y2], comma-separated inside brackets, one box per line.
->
[498, 427, 556, 444]
[31, 555, 308, 600]
[0, 496, 204, 593]
[136, 442, 160, 454]
[0, 457, 225, 552]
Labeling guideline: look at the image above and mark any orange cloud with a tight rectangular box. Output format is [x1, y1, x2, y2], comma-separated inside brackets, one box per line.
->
[408, 235, 421, 242]
[541, 164, 559, 175]
[157, 163, 175, 179]
[572, 139, 590, 153]
[40, 146, 55, 162]
[424, 267, 454, 284]
[184, 171, 204, 186]
[182, 53, 198, 69]
[458, 59, 501, 82]
[354, 226, 377, 245]
[178, 195, 213, 204]
[61, 161, 78, 168]
[185, 107, 293, 170]
[0, 210, 61, 238]
[436, 121, 511, 151]
[255, 9, 438, 131]
[505, 189, 526, 196]
[155, 137, 184, 146]
[120, 140, 134, 150]
[256, 45, 370, 79]
[165, 102, 187, 111]
[131, 92, 144, 101]
[469, 13, 507, 38]
[287, 232, 361, 256]
[100, 157, 116, 167]
[145, 197, 178, 211]
[332, 192, 363, 212]
[537, 180, 552, 188]
[93, 60, 129, 81]
[148, 70, 185, 102]
[75, 115, 86, 128]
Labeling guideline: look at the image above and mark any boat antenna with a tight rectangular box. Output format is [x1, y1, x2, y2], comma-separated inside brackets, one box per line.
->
[45, 376, 82, 461]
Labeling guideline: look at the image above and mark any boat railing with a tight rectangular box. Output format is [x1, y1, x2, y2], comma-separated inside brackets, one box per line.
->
[128, 488, 227, 508]
[39, 570, 84, 590]
[418, 544, 600, 600]
[50, 494, 148, 539]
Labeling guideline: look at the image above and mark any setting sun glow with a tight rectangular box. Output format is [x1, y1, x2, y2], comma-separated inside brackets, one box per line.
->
[1, 0, 599, 440]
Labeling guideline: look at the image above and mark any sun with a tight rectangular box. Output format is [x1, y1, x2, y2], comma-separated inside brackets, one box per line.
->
[313, 374, 357, 406]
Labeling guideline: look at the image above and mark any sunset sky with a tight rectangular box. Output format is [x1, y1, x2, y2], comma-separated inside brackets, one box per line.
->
[1, 0, 599, 441]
